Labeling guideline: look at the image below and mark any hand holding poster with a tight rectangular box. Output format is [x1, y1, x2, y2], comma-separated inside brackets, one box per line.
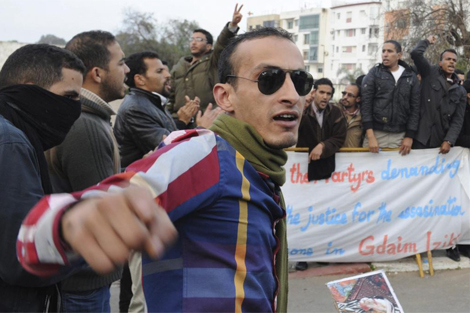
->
[284, 148, 470, 262]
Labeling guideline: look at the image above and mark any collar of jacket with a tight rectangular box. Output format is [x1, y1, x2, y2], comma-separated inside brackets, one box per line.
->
[184, 51, 213, 69]
[377, 59, 413, 76]
[129, 88, 164, 110]
[306, 102, 332, 118]
[80, 88, 115, 120]
[438, 67, 459, 85]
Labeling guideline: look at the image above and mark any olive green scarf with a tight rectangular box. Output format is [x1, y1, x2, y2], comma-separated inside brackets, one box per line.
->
[210, 113, 289, 312]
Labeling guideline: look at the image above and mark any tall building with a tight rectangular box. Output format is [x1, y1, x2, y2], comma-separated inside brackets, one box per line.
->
[329, 1, 383, 84]
[247, 7, 330, 80]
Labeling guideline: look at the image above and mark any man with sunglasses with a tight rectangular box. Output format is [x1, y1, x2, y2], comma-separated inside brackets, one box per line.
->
[19, 27, 312, 313]
[167, 3, 243, 129]
[361, 40, 420, 155]
[340, 83, 363, 147]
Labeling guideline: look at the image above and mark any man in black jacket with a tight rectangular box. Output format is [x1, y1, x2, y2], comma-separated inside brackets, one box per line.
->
[361, 40, 420, 155]
[410, 35, 467, 153]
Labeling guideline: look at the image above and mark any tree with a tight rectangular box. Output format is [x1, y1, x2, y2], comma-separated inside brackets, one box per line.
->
[385, 0, 469, 71]
[336, 67, 365, 85]
[37, 34, 66, 46]
[116, 8, 199, 68]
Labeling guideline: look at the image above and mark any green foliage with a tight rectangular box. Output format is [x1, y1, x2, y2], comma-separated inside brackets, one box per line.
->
[116, 8, 199, 68]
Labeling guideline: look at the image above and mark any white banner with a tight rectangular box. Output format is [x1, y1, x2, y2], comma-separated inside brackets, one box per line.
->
[284, 148, 470, 262]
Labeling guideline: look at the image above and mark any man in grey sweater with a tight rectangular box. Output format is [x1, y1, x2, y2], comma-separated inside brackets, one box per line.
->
[45, 30, 130, 312]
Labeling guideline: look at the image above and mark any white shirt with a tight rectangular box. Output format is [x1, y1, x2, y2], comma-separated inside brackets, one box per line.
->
[391, 65, 405, 84]
[312, 103, 324, 128]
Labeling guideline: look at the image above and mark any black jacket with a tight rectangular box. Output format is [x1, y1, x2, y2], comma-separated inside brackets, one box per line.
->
[297, 103, 347, 180]
[361, 60, 420, 138]
[456, 105, 470, 148]
[114, 88, 177, 168]
[411, 39, 467, 147]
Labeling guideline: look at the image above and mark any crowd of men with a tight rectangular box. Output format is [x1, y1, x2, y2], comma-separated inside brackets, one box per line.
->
[0, 2, 469, 311]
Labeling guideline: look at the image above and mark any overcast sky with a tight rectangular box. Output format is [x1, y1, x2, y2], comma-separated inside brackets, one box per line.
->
[0, 0, 337, 44]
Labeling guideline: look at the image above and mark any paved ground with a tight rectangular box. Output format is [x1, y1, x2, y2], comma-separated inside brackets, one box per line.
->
[110, 250, 470, 312]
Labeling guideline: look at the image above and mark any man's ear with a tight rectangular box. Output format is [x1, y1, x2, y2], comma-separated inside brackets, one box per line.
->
[356, 96, 361, 104]
[213, 83, 234, 113]
[398, 51, 403, 59]
[206, 44, 213, 53]
[89, 67, 103, 84]
[135, 74, 145, 87]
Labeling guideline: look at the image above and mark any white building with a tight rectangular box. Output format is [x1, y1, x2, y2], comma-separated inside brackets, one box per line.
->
[328, 1, 383, 85]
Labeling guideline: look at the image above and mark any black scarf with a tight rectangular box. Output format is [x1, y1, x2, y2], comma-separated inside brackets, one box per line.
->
[0, 85, 81, 194]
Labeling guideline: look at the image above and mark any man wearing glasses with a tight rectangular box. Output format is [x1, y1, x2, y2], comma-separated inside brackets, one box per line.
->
[167, 4, 243, 129]
[19, 27, 313, 312]
[361, 40, 420, 155]
[340, 83, 363, 147]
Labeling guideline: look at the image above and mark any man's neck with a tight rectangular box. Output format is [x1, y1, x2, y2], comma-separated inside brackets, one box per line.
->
[82, 82, 106, 102]
[388, 63, 399, 72]
[345, 105, 358, 114]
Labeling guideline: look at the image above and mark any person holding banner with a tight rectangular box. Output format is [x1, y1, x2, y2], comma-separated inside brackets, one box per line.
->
[410, 35, 467, 154]
[361, 40, 420, 155]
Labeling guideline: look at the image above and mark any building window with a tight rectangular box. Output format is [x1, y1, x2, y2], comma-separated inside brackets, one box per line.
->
[287, 19, 294, 29]
[310, 30, 319, 45]
[337, 13, 341, 20]
[396, 18, 407, 29]
[361, 28, 366, 35]
[342, 46, 356, 53]
[362, 45, 366, 52]
[293, 34, 298, 43]
[318, 67, 323, 73]
[336, 46, 339, 53]
[369, 27, 379, 38]
[346, 12, 352, 23]
[249, 25, 253, 31]
[305, 65, 310, 72]
[360, 10, 366, 18]
[368, 43, 378, 55]
[345, 29, 356, 37]
[295, 19, 299, 26]
[336, 30, 340, 37]
[299, 14, 320, 30]
[309, 47, 318, 61]
[263, 20, 275, 27]
[303, 50, 309, 60]
[342, 63, 356, 71]
[304, 34, 310, 45]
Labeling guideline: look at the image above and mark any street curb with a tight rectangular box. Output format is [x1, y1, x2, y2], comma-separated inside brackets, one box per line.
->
[289, 263, 371, 278]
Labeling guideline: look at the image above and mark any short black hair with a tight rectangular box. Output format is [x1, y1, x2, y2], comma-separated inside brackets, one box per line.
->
[65, 30, 116, 73]
[349, 83, 361, 97]
[384, 40, 402, 53]
[219, 27, 293, 89]
[193, 29, 213, 45]
[125, 51, 160, 88]
[463, 80, 470, 94]
[355, 74, 366, 87]
[314, 78, 334, 92]
[0, 44, 85, 89]
[440, 49, 458, 61]
[467, 70, 470, 80]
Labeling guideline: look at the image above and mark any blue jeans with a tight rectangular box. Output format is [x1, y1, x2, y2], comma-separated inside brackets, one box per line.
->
[61, 285, 110, 313]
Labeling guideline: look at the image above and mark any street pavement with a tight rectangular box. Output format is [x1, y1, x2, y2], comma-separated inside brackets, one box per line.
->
[110, 250, 470, 312]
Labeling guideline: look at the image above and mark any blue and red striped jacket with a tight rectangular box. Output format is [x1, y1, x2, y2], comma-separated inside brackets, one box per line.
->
[18, 129, 285, 312]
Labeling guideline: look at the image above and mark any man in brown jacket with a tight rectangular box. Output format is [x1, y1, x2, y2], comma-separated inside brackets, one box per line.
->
[340, 83, 363, 147]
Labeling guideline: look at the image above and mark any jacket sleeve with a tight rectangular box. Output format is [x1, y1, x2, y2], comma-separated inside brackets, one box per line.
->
[124, 107, 172, 154]
[209, 23, 238, 71]
[410, 40, 432, 79]
[17, 129, 220, 276]
[0, 137, 69, 286]
[360, 68, 377, 130]
[405, 75, 421, 138]
[321, 108, 347, 158]
[445, 87, 467, 144]
[56, 116, 115, 191]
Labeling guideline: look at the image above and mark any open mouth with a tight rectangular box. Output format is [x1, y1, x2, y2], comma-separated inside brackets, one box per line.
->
[273, 113, 298, 122]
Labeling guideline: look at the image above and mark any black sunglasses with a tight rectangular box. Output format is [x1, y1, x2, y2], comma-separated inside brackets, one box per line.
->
[226, 69, 314, 96]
